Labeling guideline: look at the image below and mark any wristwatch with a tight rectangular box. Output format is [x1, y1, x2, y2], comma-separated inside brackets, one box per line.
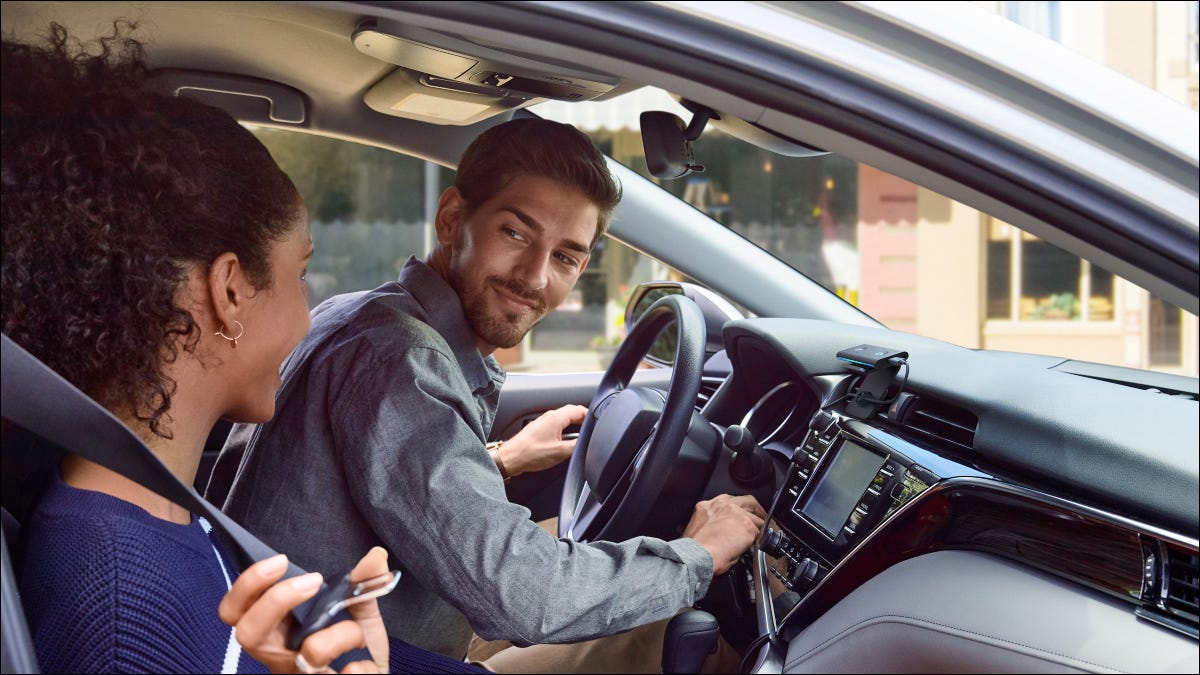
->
[486, 440, 512, 482]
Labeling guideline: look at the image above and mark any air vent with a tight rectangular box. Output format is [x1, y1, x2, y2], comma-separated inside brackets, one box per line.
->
[1165, 546, 1200, 622]
[1139, 540, 1199, 638]
[696, 376, 724, 410]
[903, 396, 977, 452]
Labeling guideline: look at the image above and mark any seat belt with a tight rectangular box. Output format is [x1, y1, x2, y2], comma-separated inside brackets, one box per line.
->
[2, 333, 487, 674]
[0, 332, 359, 657]
[1, 333, 291, 575]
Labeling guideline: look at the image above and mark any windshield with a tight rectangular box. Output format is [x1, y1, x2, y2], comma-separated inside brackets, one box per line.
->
[533, 79, 1198, 378]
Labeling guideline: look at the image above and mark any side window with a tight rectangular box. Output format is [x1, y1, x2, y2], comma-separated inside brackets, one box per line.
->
[251, 127, 441, 307]
[249, 126, 679, 373]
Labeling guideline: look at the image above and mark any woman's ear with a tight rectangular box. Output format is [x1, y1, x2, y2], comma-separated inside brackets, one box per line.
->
[206, 251, 247, 337]
[434, 186, 466, 246]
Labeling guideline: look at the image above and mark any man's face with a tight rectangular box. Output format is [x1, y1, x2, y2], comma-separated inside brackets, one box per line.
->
[442, 174, 597, 353]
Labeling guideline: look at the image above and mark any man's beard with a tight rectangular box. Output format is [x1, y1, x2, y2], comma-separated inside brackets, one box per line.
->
[450, 269, 548, 350]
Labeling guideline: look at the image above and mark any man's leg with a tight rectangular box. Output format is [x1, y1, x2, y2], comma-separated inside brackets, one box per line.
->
[475, 614, 739, 674]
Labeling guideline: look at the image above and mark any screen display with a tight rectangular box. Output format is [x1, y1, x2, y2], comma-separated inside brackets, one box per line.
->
[797, 439, 885, 537]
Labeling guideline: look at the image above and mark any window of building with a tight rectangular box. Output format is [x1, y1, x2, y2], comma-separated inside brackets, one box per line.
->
[1004, 1, 1061, 41]
[1149, 296, 1184, 367]
[985, 219, 1115, 322]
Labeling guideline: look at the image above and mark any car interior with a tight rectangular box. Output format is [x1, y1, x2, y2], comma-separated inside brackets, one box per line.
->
[2, 1, 1198, 674]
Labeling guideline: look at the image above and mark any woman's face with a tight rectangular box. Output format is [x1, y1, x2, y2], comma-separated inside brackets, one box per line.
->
[225, 208, 313, 423]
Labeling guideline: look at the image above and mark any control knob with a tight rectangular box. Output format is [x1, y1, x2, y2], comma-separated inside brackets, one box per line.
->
[787, 557, 820, 591]
[759, 528, 785, 558]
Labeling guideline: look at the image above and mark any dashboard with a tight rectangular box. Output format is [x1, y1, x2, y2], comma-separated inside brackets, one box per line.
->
[701, 318, 1199, 673]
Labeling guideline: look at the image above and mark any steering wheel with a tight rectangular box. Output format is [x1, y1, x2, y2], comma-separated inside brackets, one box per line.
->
[558, 294, 706, 543]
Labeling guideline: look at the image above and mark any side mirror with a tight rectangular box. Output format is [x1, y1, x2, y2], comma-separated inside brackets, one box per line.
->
[639, 106, 714, 179]
[625, 281, 744, 365]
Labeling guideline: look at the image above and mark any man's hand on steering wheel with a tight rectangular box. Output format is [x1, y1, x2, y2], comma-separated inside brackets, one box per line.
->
[495, 404, 587, 477]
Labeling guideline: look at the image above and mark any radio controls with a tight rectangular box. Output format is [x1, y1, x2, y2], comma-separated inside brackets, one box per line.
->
[760, 528, 786, 558]
[787, 558, 820, 591]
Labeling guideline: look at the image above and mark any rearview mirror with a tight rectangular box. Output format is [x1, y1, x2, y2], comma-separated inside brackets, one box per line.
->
[639, 105, 713, 179]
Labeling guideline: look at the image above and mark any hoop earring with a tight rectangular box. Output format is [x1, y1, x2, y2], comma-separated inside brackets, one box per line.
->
[215, 320, 244, 349]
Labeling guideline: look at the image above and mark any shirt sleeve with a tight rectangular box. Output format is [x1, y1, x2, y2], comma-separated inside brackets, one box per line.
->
[329, 343, 714, 646]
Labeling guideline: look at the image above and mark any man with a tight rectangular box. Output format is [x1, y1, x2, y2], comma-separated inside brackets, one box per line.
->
[209, 119, 765, 671]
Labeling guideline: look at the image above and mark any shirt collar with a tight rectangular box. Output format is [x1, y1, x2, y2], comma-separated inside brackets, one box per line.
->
[396, 257, 505, 393]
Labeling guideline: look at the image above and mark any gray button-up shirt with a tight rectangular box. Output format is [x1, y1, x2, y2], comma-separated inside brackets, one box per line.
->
[211, 257, 712, 658]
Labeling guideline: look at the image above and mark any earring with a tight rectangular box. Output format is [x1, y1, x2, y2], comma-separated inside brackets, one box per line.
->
[215, 320, 245, 349]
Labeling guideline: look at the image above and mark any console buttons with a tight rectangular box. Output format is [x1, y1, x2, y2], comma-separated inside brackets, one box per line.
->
[848, 503, 870, 530]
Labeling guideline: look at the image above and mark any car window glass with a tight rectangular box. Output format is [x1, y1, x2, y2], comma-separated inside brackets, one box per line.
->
[533, 83, 1198, 378]
[249, 126, 687, 373]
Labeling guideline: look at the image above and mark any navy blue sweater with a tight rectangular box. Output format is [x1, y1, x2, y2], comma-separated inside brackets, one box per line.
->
[19, 473, 269, 673]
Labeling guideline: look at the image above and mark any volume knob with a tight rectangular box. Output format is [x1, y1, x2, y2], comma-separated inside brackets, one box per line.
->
[760, 528, 785, 558]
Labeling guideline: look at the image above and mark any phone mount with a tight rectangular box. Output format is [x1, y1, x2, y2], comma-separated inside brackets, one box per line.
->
[836, 344, 909, 420]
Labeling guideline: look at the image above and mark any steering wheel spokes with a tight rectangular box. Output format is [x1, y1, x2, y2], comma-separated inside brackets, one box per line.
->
[559, 294, 707, 542]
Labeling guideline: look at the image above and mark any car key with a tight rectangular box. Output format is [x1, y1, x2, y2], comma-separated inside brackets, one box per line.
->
[286, 568, 401, 651]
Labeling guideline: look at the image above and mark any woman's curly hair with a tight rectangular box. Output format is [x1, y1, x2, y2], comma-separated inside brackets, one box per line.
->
[1, 21, 302, 438]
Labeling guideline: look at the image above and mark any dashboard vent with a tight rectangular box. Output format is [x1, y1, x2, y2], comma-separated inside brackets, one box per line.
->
[696, 375, 724, 410]
[1166, 546, 1200, 622]
[903, 396, 977, 452]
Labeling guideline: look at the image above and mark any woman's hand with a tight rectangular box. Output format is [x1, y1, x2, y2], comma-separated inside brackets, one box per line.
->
[218, 549, 391, 673]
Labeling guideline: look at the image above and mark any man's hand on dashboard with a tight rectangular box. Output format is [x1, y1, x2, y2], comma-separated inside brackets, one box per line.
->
[495, 404, 587, 477]
[683, 494, 767, 576]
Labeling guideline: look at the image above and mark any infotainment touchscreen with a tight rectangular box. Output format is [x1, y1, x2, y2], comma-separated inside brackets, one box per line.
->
[797, 439, 885, 537]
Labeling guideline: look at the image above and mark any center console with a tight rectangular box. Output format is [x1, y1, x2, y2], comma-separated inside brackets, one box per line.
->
[757, 409, 939, 602]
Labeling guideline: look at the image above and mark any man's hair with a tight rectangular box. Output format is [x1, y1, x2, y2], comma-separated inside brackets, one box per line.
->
[454, 118, 621, 248]
[1, 21, 302, 438]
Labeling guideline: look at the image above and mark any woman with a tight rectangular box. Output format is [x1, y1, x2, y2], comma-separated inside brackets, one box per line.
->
[1, 22, 385, 673]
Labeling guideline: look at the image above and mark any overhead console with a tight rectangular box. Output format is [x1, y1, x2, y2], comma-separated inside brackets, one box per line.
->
[352, 19, 619, 124]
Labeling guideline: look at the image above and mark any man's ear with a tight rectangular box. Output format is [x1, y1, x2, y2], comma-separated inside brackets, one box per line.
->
[434, 186, 467, 246]
[206, 251, 247, 334]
